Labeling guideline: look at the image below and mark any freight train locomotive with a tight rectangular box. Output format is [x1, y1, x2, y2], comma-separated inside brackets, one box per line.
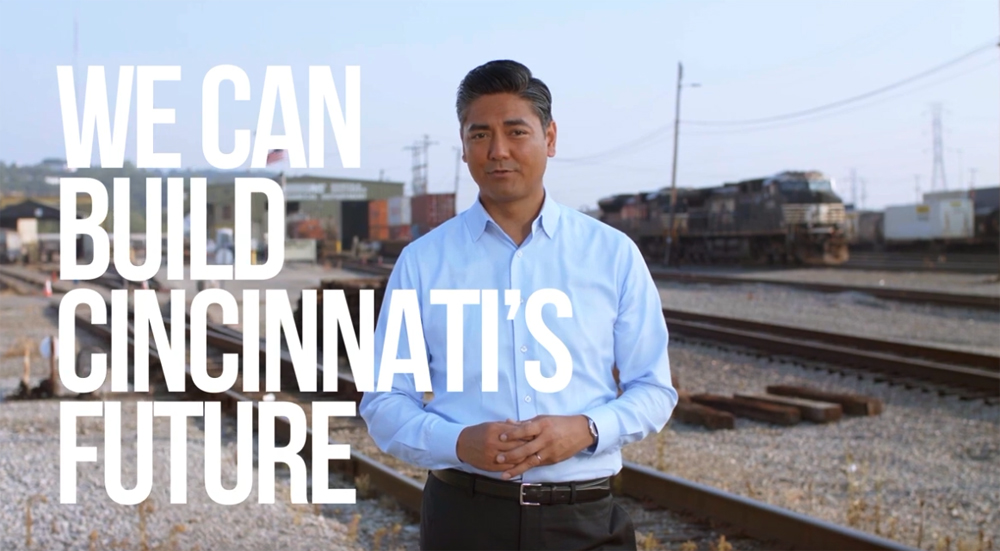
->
[598, 171, 849, 266]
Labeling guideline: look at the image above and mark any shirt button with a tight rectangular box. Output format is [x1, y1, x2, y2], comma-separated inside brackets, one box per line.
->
[524, 396, 532, 403]
[516, 250, 523, 258]
[520, 345, 527, 353]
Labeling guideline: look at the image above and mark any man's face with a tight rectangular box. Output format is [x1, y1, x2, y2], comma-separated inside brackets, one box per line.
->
[461, 93, 557, 205]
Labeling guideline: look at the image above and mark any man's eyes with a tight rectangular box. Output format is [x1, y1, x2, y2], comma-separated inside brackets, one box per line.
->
[468, 129, 528, 139]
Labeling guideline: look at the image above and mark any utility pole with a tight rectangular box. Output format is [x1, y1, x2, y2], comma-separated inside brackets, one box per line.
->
[914, 175, 921, 203]
[665, 62, 684, 266]
[955, 148, 963, 194]
[969, 168, 978, 190]
[930, 103, 948, 191]
[453, 146, 462, 195]
[403, 143, 422, 196]
[850, 168, 857, 208]
[404, 135, 437, 196]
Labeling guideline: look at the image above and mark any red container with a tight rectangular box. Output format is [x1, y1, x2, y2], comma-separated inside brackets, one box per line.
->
[368, 199, 389, 231]
[411, 193, 456, 230]
[370, 224, 390, 241]
[389, 224, 412, 240]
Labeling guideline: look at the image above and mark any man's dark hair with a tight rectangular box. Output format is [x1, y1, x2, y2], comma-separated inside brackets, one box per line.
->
[456, 60, 553, 130]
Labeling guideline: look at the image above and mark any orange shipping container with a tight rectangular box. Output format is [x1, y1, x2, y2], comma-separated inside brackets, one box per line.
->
[368, 199, 389, 231]
[370, 224, 390, 241]
[411, 193, 456, 229]
[389, 224, 412, 240]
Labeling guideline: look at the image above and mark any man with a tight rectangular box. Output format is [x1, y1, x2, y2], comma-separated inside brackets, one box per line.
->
[359, 60, 676, 550]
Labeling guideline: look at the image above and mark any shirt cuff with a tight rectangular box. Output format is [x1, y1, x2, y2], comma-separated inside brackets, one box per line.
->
[429, 420, 467, 467]
[582, 404, 621, 456]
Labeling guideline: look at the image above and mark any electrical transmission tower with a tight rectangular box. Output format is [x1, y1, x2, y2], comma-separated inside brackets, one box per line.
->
[930, 103, 948, 191]
[404, 135, 437, 196]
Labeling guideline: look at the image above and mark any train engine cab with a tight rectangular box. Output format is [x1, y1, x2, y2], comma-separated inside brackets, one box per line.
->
[766, 172, 849, 265]
[597, 170, 850, 266]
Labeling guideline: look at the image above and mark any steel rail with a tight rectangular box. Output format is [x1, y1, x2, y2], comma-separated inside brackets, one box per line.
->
[60, 303, 917, 550]
[649, 269, 1000, 311]
[665, 316, 999, 394]
[663, 308, 1000, 372]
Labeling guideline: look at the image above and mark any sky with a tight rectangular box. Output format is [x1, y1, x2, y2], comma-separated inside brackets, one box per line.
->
[0, 0, 997, 212]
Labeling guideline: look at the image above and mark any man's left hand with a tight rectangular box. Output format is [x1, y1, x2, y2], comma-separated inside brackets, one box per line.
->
[494, 415, 594, 480]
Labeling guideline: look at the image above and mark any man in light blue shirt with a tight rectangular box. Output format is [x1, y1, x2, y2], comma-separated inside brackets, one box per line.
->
[359, 60, 676, 550]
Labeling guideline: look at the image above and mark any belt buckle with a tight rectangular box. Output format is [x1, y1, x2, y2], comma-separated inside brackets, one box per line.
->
[519, 483, 542, 506]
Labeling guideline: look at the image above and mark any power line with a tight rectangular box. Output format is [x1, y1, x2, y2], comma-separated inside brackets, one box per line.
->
[548, 40, 997, 169]
[684, 39, 998, 127]
[552, 125, 673, 164]
[681, 57, 998, 136]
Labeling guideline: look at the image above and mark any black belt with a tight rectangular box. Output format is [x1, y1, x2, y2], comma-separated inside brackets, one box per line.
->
[430, 469, 612, 506]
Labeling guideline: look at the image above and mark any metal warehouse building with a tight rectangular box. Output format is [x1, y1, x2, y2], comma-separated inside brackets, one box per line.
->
[204, 174, 405, 253]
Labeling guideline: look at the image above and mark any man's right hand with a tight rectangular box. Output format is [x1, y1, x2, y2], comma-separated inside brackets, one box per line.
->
[456, 421, 534, 472]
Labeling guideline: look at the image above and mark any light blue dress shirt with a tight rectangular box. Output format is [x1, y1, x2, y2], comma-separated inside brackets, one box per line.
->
[359, 191, 677, 483]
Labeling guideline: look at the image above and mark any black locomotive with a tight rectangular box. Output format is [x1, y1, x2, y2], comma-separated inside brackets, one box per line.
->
[598, 171, 849, 266]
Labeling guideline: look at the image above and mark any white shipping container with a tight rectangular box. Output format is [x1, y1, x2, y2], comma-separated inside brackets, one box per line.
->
[388, 196, 411, 226]
[284, 238, 317, 262]
[922, 190, 969, 203]
[884, 199, 973, 241]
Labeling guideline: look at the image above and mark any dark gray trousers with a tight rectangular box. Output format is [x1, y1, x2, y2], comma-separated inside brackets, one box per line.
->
[420, 472, 637, 550]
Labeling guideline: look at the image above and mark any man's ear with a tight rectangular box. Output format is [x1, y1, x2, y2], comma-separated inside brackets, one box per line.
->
[459, 129, 467, 162]
[546, 120, 557, 157]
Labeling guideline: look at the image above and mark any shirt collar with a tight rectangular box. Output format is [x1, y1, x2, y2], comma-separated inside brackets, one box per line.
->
[463, 190, 562, 242]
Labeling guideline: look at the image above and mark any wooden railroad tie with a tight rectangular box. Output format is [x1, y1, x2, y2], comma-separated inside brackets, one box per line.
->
[690, 393, 800, 426]
[765, 385, 883, 416]
[733, 393, 842, 423]
[673, 394, 735, 430]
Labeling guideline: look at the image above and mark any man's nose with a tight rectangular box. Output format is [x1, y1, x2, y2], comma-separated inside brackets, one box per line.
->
[488, 135, 511, 160]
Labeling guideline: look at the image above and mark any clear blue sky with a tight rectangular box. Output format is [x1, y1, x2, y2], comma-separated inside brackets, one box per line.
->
[1, 0, 997, 211]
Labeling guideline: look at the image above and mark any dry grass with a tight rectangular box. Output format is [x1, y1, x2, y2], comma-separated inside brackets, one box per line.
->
[24, 494, 48, 548]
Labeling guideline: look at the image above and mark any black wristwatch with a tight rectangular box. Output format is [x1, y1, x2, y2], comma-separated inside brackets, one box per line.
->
[586, 416, 599, 452]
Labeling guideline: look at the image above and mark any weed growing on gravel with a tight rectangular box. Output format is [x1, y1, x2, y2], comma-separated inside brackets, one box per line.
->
[635, 531, 660, 550]
[679, 541, 697, 551]
[710, 534, 733, 551]
[917, 498, 926, 548]
[373, 527, 387, 549]
[24, 493, 48, 548]
[347, 513, 361, 542]
[655, 428, 669, 472]
[138, 497, 155, 551]
[356, 473, 372, 499]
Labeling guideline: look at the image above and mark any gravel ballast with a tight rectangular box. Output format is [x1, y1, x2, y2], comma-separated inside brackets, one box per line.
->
[0, 293, 418, 551]
[658, 281, 1000, 355]
[627, 339, 1000, 550]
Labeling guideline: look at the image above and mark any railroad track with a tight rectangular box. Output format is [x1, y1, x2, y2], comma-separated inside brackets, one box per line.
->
[6, 264, 997, 402]
[840, 252, 1000, 275]
[647, 269, 1000, 311]
[332, 257, 1000, 311]
[330, 259, 1000, 401]
[663, 309, 1000, 403]
[2, 264, 915, 550]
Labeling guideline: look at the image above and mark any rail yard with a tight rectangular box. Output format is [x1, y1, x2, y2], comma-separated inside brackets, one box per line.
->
[1, 253, 997, 551]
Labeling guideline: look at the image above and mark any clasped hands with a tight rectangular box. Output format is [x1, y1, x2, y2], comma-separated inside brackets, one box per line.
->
[455, 415, 595, 480]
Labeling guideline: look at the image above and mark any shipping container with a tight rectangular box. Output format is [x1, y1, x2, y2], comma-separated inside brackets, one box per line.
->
[411, 193, 456, 230]
[369, 199, 389, 230]
[884, 199, 973, 241]
[341, 201, 370, 248]
[388, 196, 412, 226]
[389, 224, 412, 240]
[369, 224, 390, 241]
